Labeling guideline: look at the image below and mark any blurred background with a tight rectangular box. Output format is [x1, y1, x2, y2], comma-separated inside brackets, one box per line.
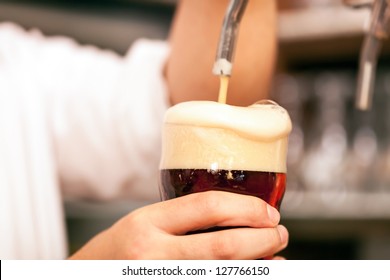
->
[2, 0, 390, 259]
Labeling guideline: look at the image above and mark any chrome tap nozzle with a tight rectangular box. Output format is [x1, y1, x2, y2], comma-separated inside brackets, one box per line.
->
[213, 0, 249, 76]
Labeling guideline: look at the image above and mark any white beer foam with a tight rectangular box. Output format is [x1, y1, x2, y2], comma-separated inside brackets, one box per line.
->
[160, 101, 292, 172]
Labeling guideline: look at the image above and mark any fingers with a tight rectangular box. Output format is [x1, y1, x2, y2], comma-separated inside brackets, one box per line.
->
[272, 256, 286, 260]
[170, 225, 289, 260]
[146, 191, 280, 235]
[111, 191, 287, 260]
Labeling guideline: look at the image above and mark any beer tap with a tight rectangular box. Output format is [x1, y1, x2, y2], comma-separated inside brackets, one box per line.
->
[344, 0, 390, 110]
[213, 0, 249, 77]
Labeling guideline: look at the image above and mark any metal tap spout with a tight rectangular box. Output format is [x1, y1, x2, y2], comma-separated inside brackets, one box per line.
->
[213, 0, 249, 76]
[345, 0, 390, 110]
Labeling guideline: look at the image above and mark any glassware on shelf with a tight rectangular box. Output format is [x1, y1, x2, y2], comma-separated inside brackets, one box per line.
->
[370, 70, 390, 192]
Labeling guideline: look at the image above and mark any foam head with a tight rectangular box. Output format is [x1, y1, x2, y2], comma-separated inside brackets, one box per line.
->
[160, 100, 292, 172]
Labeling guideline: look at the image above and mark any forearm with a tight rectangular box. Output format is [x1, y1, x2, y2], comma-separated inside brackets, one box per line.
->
[166, 0, 277, 106]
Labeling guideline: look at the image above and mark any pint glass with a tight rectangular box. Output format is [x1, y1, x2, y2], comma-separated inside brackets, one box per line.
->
[159, 100, 292, 211]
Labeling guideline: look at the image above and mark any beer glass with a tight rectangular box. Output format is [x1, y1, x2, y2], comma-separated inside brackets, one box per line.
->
[159, 100, 292, 211]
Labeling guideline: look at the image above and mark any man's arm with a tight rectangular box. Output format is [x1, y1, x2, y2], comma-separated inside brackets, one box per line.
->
[166, 0, 277, 106]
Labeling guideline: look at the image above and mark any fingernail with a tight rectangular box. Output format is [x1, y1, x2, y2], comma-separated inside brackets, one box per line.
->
[267, 205, 280, 225]
[277, 225, 289, 244]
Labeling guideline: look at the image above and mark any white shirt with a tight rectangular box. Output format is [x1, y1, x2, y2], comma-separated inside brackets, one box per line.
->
[0, 22, 170, 259]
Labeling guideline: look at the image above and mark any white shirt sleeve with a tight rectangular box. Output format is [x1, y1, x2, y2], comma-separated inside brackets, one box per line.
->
[1, 22, 170, 202]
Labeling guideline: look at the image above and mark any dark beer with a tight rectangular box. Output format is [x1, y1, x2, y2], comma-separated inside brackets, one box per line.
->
[160, 169, 286, 210]
[159, 100, 292, 231]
